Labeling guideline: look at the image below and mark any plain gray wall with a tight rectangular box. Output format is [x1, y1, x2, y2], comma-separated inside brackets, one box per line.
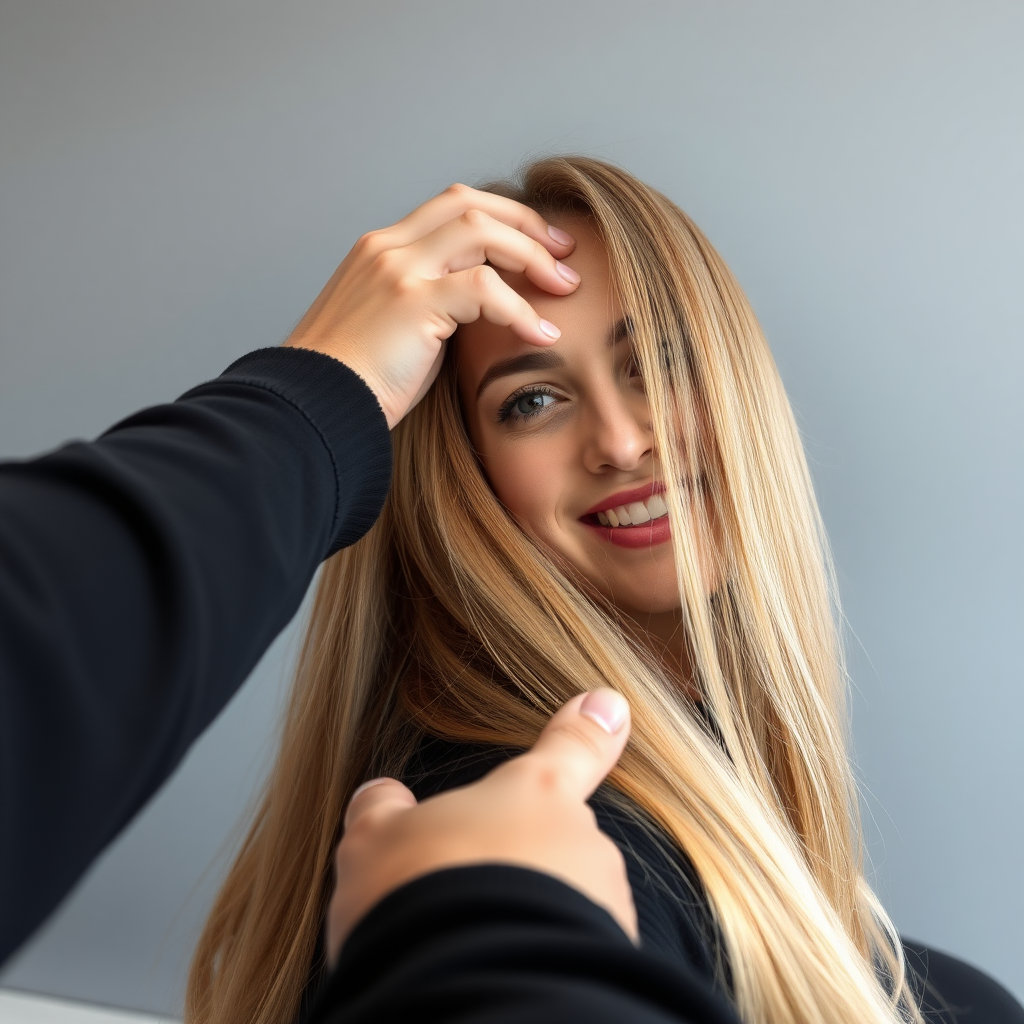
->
[1, 0, 1021, 1014]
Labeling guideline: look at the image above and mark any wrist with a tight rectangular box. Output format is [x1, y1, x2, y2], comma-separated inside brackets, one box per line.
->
[282, 338, 398, 429]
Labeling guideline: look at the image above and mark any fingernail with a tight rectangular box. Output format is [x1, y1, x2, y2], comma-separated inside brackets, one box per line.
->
[351, 777, 391, 799]
[539, 319, 561, 340]
[555, 261, 581, 284]
[547, 224, 574, 246]
[580, 689, 629, 734]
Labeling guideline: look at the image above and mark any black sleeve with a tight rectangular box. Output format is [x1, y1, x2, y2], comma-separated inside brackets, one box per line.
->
[306, 866, 742, 1024]
[0, 346, 392, 965]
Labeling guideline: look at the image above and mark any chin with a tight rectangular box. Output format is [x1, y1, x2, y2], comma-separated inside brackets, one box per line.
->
[598, 585, 684, 619]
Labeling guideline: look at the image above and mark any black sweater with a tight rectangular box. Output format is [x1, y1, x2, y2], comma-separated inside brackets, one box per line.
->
[0, 347, 391, 963]
[309, 865, 739, 1024]
[0, 346, 741, 1024]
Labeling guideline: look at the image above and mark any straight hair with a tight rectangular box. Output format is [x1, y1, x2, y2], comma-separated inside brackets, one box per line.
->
[186, 157, 923, 1024]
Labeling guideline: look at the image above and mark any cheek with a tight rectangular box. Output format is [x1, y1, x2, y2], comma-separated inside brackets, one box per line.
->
[481, 445, 565, 542]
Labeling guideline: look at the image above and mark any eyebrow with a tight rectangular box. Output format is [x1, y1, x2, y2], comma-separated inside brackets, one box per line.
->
[474, 317, 632, 401]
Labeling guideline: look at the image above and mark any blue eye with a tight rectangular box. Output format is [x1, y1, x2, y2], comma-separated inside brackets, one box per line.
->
[497, 388, 558, 423]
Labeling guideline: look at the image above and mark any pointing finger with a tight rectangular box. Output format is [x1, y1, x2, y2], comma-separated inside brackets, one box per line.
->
[517, 689, 631, 802]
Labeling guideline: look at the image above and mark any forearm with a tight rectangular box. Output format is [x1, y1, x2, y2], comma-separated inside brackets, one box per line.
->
[0, 346, 391, 963]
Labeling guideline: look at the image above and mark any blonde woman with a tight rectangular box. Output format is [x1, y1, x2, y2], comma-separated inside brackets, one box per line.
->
[188, 158, 1020, 1024]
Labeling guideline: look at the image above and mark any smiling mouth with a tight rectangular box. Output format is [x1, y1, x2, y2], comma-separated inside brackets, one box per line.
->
[582, 492, 669, 528]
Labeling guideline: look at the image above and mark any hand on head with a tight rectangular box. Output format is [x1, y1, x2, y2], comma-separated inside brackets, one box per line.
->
[284, 184, 580, 429]
[326, 688, 636, 967]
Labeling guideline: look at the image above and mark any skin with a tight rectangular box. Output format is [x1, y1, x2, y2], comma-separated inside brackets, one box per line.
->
[457, 217, 692, 678]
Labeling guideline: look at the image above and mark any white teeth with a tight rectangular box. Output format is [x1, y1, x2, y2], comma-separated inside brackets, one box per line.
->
[626, 501, 650, 524]
[646, 493, 668, 519]
[593, 492, 669, 528]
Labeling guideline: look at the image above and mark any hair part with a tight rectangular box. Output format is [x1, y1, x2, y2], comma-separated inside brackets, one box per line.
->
[187, 157, 922, 1024]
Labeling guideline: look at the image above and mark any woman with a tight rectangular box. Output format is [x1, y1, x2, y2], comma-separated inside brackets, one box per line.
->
[186, 157, 979, 1024]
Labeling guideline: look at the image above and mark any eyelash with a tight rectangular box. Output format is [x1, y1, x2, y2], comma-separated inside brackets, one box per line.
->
[496, 385, 560, 424]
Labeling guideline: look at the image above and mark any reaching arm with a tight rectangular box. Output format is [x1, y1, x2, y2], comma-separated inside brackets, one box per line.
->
[0, 346, 391, 964]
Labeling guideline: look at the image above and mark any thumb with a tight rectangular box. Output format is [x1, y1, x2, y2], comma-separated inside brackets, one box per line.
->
[343, 777, 418, 831]
[522, 689, 631, 802]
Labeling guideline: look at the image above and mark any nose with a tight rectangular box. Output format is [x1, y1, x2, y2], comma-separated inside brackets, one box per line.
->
[581, 389, 654, 474]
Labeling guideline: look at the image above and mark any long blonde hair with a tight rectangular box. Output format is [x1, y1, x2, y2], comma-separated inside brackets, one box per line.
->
[187, 157, 922, 1024]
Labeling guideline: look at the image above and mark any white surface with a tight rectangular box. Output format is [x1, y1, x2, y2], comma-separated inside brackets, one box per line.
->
[0, 989, 177, 1024]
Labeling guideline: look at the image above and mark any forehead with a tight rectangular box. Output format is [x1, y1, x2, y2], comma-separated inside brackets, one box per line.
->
[454, 217, 622, 397]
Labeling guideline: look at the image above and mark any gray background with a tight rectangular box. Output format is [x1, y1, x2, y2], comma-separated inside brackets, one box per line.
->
[1, 0, 1021, 1015]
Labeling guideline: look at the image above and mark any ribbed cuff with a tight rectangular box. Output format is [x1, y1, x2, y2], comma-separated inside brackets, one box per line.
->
[205, 346, 392, 554]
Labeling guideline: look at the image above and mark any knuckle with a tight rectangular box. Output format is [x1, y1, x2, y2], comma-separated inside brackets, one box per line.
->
[532, 763, 563, 795]
[469, 263, 499, 293]
[390, 272, 420, 300]
[511, 756, 567, 798]
[559, 721, 608, 761]
[534, 236, 556, 261]
[460, 207, 490, 230]
[354, 229, 385, 258]
[370, 247, 405, 282]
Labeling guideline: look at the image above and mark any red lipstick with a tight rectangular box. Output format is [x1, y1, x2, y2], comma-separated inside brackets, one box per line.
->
[579, 481, 671, 550]
[581, 481, 665, 517]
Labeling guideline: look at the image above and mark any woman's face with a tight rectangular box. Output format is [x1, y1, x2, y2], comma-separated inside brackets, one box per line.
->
[456, 217, 684, 624]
